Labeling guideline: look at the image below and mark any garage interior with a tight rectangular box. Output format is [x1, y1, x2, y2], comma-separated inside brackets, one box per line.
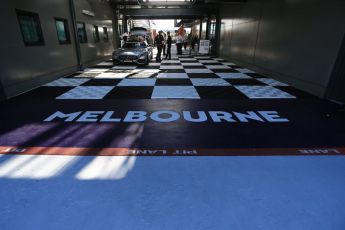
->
[0, 0, 345, 229]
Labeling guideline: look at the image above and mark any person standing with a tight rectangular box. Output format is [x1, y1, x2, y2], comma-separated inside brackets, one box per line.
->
[176, 34, 183, 55]
[122, 32, 128, 42]
[154, 31, 165, 62]
[191, 34, 199, 51]
[163, 33, 166, 56]
[183, 32, 188, 50]
[165, 31, 172, 60]
[121, 32, 128, 47]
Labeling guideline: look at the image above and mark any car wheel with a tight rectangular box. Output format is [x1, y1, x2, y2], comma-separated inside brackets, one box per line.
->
[144, 54, 149, 65]
[113, 59, 120, 65]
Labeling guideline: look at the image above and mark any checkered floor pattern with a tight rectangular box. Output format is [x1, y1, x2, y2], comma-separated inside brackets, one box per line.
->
[41, 55, 296, 100]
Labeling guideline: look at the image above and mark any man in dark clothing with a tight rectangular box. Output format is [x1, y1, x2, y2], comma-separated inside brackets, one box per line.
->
[191, 35, 199, 51]
[165, 31, 172, 60]
[163, 33, 166, 56]
[154, 31, 165, 62]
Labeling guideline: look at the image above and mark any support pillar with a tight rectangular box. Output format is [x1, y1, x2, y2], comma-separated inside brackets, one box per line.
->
[214, 8, 221, 56]
[123, 17, 128, 33]
[206, 17, 211, 40]
[69, 0, 82, 70]
[199, 18, 203, 40]
[113, 10, 121, 48]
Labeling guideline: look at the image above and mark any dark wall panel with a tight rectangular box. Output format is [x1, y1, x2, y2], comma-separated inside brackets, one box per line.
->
[219, 0, 345, 98]
[326, 33, 345, 103]
[219, 18, 232, 54]
[230, 22, 258, 63]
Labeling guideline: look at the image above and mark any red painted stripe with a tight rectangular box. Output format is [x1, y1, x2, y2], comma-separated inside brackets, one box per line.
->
[1, 146, 345, 156]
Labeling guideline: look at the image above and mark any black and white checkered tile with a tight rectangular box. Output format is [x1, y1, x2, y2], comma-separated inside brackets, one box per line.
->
[42, 55, 297, 100]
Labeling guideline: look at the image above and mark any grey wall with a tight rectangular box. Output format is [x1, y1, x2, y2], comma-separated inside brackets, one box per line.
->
[219, 0, 345, 98]
[74, 0, 114, 65]
[0, 0, 115, 99]
[325, 33, 345, 103]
